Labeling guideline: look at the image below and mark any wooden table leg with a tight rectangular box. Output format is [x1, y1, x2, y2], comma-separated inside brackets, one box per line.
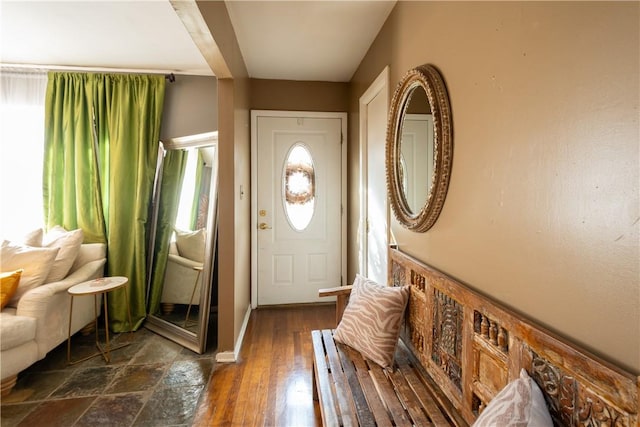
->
[67, 295, 74, 364]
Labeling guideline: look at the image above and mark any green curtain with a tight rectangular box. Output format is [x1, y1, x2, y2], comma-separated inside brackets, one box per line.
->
[190, 149, 204, 230]
[147, 149, 188, 315]
[43, 73, 106, 243]
[44, 72, 165, 332]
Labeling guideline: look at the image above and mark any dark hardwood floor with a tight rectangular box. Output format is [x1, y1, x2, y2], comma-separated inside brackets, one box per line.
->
[192, 304, 335, 426]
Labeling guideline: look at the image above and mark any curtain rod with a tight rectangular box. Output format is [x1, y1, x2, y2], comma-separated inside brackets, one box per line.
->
[0, 63, 212, 80]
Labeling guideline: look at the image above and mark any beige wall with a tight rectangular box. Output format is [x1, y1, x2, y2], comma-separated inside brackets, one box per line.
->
[197, 0, 251, 352]
[350, 1, 639, 372]
[160, 75, 217, 141]
[233, 76, 251, 350]
[251, 79, 348, 112]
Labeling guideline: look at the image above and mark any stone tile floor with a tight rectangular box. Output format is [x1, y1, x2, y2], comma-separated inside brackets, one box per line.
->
[1, 327, 216, 427]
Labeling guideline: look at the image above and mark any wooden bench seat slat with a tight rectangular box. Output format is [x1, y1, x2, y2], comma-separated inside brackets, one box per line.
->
[322, 329, 358, 427]
[369, 364, 413, 427]
[387, 367, 434, 426]
[348, 345, 394, 427]
[394, 346, 452, 426]
[397, 364, 452, 426]
[335, 342, 377, 426]
[312, 330, 340, 427]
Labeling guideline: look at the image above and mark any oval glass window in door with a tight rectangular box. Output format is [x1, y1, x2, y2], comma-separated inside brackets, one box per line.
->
[282, 143, 316, 231]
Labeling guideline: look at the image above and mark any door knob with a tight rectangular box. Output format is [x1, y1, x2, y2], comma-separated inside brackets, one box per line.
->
[258, 223, 272, 230]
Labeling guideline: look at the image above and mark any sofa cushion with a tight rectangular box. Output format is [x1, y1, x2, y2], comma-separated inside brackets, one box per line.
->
[0, 312, 37, 351]
[0, 270, 22, 310]
[20, 228, 43, 245]
[175, 228, 205, 263]
[1, 241, 59, 306]
[70, 243, 107, 274]
[25, 226, 84, 282]
[333, 274, 410, 368]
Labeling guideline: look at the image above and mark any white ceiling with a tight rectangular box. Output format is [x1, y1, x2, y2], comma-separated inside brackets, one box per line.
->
[0, 0, 395, 82]
[226, 1, 395, 81]
[0, 1, 213, 76]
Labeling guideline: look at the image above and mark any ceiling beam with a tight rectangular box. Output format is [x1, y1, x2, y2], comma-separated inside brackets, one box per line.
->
[170, 0, 231, 79]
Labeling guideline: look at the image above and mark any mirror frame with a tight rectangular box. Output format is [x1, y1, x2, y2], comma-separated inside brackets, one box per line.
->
[145, 131, 218, 354]
[386, 64, 453, 232]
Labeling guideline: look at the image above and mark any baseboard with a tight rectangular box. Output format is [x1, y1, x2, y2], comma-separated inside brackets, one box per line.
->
[215, 305, 252, 363]
[215, 351, 236, 363]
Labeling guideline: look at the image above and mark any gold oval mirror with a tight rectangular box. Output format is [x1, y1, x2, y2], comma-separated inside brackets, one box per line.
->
[386, 64, 452, 232]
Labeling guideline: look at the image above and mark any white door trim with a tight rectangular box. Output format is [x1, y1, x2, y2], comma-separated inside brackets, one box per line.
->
[250, 110, 347, 309]
[358, 66, 390, 276]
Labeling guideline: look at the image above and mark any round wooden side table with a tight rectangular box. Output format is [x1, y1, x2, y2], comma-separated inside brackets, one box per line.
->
[67, 276, 133, 364]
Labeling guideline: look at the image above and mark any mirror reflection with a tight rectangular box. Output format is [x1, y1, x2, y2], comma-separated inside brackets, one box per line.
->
[400, 85, 434, 215]
[146, 132, 218, 354]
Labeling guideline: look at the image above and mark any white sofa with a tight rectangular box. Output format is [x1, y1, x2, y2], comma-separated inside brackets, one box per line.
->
[0, 243, 106, 396]
[160, 242, 203, 315]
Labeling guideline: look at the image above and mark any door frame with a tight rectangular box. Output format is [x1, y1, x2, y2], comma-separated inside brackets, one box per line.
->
[250, 110, 348, 309]
[358, 66, 390, 277]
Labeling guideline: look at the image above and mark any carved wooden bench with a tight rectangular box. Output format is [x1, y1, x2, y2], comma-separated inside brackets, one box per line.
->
[313, 285, 465, 426]
[312, 247, 639, 426]
[312, 328, 460, 426]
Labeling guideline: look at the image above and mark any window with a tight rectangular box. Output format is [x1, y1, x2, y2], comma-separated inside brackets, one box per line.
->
[0, 70, 47, 240]
[282, 143, 316, 231]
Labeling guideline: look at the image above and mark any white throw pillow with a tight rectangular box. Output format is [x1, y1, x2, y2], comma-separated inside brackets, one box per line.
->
[472, 369, 553, 427]
[21, 228, 44, 246]
[26, 226, 84, 282]
[1, 240, 60, 306]
[174, 228, 206, 263]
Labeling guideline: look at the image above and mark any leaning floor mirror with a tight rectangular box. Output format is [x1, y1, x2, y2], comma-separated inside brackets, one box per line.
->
[145, 131, 218, 354]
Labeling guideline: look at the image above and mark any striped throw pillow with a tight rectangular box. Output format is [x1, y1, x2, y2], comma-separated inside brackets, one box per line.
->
[333, 274, 410, 368]
[472, 369, 553, 426]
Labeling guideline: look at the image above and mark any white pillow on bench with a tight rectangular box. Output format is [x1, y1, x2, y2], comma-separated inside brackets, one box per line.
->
[472, 369, 553, 427]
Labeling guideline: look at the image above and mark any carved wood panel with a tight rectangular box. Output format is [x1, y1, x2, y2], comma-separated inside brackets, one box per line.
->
[470, 310, 512, 414]
[473, 310, 509, 354]
[432, 289, 463, 391]
[390, 259, 405, 288]
[397, 262, 430, 368]
[529, 350, 632, 427]
[406, 286, 428, 367]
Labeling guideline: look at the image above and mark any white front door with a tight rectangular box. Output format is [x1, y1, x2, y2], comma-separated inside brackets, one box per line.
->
[360, 67, 389, 285]
[252, 112, 345, 306]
